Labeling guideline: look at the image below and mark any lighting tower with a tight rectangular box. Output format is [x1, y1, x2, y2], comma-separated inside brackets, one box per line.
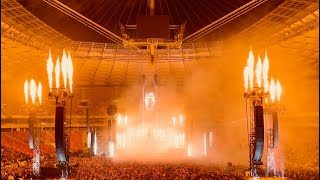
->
[243, 49, 283, 178]
[79, 100, 91, 151]
[24, 79, 43, 177]
[47, 49, 74, 179]
[107, 104, 118, 157]
[263, 82, 285, 177]
[244, 87, 268, 177]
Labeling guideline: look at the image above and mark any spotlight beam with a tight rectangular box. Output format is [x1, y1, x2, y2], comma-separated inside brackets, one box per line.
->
[42, 0, 126, 44]
[183, 0, 268, 43]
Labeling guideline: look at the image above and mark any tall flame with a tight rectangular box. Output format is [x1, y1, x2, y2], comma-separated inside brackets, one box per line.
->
[47, 49, 53, 91]
[276, 79, 282, 102]
[61, 49, 68, 89]
[263, 51, 269, 92]
[243, 66, 249, 92]
[37, 82, 42, 105]
[94, 131, 98, 155]
[67, 51, 73, 93]
[255, 55, 263, 88]
[173, 116, 176, 128]
[209, 131, 213, 148]
[24, 79, 29, 104]
[55, 57, 61, 89]
[117, 113, 122, 125]
[29, 79, 37, 105]
[188, 144, 192, 157]
[180, 114, 183, 126]
[269, 77, 275, 103]
[247, 48, 254, 91]
[124, 115, 128, 126]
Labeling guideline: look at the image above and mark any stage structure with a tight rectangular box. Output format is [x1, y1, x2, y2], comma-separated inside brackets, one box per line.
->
[47, 49, 74, 179]
[79, 100, 91, 150]
[243, 49, 283, 178]
[107, 104, 118, 157]
[24, 79, 43, 177]
[264, 81, 285, 177]
[141, 74, 159, 127]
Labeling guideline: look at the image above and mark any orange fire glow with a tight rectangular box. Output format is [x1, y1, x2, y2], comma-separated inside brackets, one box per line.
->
[269, 77, 275, 103]
[30, 79, 37, 105]
[124, 115, 128, 126]
[247, 48, 254, 91]
[204, 133, 207, 156]
[263, 51, 269, 92]
[37, 82, 42, 105]
[188, 144, 192, 157]
[55, 57, 61, 89]
[255, 55, 262, 88]
[243, 66, 249, 92]
[47, 49, 54, 91]
[61, 49, 68, 89]
[117, 113, 122, 125]
[276, 79, 281, 102]
[67, 51, 74, 92]
[24, 79, 28, 104]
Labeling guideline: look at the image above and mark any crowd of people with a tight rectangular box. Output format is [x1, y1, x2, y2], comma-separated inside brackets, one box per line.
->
[284, 140, 319, 169]
[285, 167, 319, 180]
[1, 128, 319, 179]
[1, 146, 33, 179]
[1, 146, 31, 166]
[282, 139, 319, 180]
[1, 165, 33, 180]
[70, 156, 246, 180]
[1, 147, 319, 179]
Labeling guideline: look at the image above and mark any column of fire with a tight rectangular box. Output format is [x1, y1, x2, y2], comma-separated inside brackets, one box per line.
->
[243, 48, 283, 177]
[47, 49, 74, 179]
[24, 78, 42, 177]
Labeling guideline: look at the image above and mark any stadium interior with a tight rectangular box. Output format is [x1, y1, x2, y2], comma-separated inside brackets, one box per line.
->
[1, 0, 319, 179]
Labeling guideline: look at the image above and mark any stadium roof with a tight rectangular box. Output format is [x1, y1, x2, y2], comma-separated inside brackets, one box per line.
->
[1, 0, 318, 88]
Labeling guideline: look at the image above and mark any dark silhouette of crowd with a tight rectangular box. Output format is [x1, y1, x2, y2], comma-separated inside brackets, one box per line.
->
[1, 129, 319, 180]
[1, 146, 31, 166]
[1, 146, 33, 179]
[69, 156, 246, 180]
[282, 140, 319, 180]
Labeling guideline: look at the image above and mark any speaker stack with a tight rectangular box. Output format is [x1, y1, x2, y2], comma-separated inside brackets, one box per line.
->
[272, 112, 278, 148]
[29, 113, 35, 150]
[55, 106, 67, 162]
[253, 105, 264, 165]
